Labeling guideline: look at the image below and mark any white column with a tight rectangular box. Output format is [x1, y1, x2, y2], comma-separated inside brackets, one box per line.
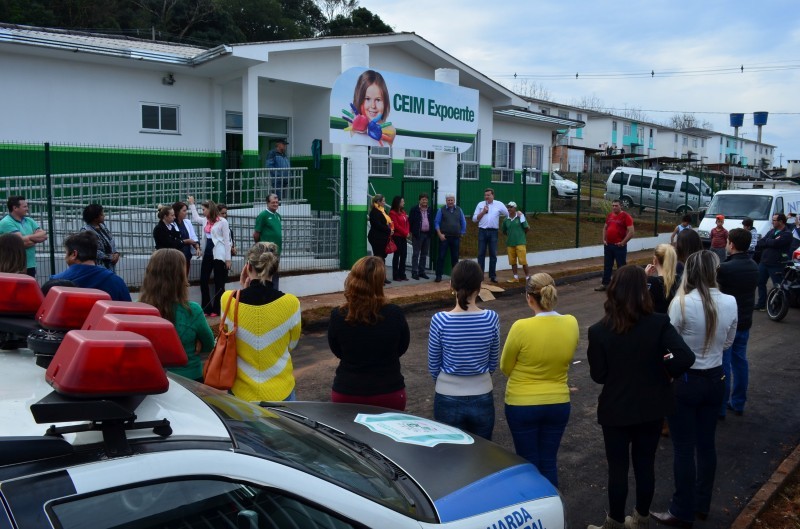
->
[242, 67, 259, 155]
[340, 44, 370, 209]
[434, 68, 460, 206]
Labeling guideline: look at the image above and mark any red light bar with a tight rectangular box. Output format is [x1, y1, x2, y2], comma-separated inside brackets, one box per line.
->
[0, 272, 44, 315]
[36, 287, 111, 330]
[92, 314, 188, 367]
[81, 300, 161, 330]
[46, 331, 168, 398]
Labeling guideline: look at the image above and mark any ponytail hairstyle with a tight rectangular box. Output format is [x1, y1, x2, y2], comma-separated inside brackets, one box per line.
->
[653, 243, 678, 295]
[157, 205, 174, 221]
[526, 273, 557, 311]
[246, 242, 280, 283]
[450, 260, 483, 310]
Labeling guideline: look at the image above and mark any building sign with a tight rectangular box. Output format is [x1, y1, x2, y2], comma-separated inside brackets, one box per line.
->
[330, 67, 479, 152]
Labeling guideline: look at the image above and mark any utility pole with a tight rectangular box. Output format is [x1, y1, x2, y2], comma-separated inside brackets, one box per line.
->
[779, 153, 784, 167]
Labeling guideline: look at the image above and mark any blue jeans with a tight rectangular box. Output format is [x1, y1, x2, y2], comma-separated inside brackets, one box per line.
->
[477, 228, 499, 279]
[434, 391, 494, 440]
[721, 329, 750, 415]
[505, 402, 570, 488]
[602, 244, 628, 285]
[756, 262, 784, 307]
[667, 368, 725, 520]
[411, 232, 431, 275]
[435, 236, 461, 278]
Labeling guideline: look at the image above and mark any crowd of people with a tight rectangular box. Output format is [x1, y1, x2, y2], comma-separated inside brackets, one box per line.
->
[1, 189, 793, 528]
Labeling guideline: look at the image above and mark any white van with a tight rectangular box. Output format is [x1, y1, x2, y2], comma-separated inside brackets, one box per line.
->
[697, 189, 800, 245]
[604, 168, 713, 213]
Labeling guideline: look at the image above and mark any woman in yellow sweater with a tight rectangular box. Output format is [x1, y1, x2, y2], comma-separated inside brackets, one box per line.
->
[500, 273, 578, 488]
[222, 242, 301, 402]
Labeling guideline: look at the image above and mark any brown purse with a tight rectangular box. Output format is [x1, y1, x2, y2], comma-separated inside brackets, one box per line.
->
[203, 290, 240, 390]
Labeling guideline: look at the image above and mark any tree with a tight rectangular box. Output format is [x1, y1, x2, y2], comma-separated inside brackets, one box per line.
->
[511, 79, 552, 101]
[571, 94, 605, 111]
[316, 0, 358, 21]
[667, 112, 713, 130]
[322, 6, 392, 36]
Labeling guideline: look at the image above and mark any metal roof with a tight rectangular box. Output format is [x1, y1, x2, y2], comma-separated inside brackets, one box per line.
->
[494, 109, 585, 128]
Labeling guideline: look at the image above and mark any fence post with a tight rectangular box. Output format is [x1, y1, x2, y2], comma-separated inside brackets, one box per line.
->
[521, 168, 527, 212]
[575, 172, 581, 248]
[44, 142, 56, 276]
[340, 157, 349, 270]
[220, 150, 228, 204]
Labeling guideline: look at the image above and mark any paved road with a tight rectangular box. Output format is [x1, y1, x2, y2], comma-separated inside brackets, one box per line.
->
[291, 277, 800, 527]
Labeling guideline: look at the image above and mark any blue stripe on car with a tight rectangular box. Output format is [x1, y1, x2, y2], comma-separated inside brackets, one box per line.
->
[433, 463, 557, 522]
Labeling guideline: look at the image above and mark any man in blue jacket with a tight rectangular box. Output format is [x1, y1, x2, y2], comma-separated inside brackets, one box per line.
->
[51, 232, 131, 302]
[754, 213, 792, 310]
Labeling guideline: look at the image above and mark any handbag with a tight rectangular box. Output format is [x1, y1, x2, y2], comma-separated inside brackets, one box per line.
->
[203, 290, 240, 390]
[385, 238, 397, 254]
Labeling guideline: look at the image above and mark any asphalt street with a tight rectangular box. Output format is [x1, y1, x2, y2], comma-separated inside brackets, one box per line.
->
[291, 276, 800, 528]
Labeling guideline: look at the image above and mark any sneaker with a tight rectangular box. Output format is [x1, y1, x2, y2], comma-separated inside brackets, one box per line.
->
[434, 276, 442, 283]
[506, 278, 518, 283]
[594, 285, 607, 291]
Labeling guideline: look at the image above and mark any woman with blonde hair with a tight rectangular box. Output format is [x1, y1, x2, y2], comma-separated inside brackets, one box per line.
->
[0, 233, 27, 274]
[223, 242, 301, 402]
[327, 256, 410, 410]
[651, 251, 737, 526]
[428, 260, 499, 439]
[645, 243, 678, 313]
[139, 249, 214, 382]
[367, 194, 393, 284]
[500, 273, 578, 488]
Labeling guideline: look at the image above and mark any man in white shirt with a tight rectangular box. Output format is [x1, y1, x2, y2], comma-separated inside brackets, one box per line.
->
[472, 188, 509, 283]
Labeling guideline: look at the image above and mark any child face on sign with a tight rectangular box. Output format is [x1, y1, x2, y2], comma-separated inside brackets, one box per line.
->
[362, 84, 385, 121]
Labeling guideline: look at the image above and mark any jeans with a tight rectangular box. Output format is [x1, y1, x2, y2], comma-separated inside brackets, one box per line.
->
[477, 228, 499, 279]
[721, 329, 750, 415]
[391, 235, 408, 279]
[667, 367, 725, 520]
[602, 243, 628, 285]
[435, 236, 460, 278]
[601, 420, 662, 522]
[505, 402, 570, 488]
[200, 242, 227, 315]
[411, 232, 431, 275]
[756, 262, 784, 307]
[434, 391, 494, 440]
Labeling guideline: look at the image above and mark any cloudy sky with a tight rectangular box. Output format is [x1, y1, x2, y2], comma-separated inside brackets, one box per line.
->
[359, 0, 800, 165]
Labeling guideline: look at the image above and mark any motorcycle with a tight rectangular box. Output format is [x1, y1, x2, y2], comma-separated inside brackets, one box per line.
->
[766, 259, 800, 321]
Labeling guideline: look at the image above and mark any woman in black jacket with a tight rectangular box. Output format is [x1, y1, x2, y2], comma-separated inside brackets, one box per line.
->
[152, 206, 183, 251]
[367, 194, 393, 284]
[587, 265, 695, 529]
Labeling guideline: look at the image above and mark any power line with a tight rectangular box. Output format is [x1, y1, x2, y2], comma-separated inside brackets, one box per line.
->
[602, 108, 800, 115]
[498, 61, 800, 80]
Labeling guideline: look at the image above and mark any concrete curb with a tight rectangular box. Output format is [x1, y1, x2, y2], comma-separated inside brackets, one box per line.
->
[730, 441, 800, 529]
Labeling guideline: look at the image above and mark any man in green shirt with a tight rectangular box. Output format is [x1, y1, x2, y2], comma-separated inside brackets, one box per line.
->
[0, 195, 48, 277]
[501, 201, 529, 283]
[253, 193, 283, 289]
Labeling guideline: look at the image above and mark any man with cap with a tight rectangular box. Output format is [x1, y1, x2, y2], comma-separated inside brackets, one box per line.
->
[501, 201, 530, 283]
[709, 214, 728, 261]
[266, 138, 291, 199]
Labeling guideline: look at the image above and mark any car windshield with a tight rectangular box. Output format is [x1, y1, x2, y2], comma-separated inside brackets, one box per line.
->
[200, 392, 424, 519]
[552, 173, 564, 181]
[705, 194, 773, 220]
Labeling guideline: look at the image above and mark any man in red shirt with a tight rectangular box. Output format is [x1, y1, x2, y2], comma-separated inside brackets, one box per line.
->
[595, 199, 635, 291]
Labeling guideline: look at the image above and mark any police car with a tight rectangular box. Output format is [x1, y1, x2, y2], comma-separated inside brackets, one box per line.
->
[0, 275, 565, 529]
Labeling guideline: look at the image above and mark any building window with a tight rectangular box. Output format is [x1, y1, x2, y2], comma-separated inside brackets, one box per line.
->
[540, 107, 550, 115]
[491, 140, 515, 183]
[693, 138, 698, 148]
[576, 113, 583, 122]
[522, 144, 543, 184]
[623, 124, 631, 136]
[650, 128, 654, 138]
[369, 146, 392, 177]
[701, 139, 705, 148]
[404, 149, 434, 178]
[141, 103, 178, 133]
[458, 132, 479, 180]
[558, 110, 569, 119]
[682, 136, 688, 146]
[612, 121, 617, 132]
[675, 133, 678, 143]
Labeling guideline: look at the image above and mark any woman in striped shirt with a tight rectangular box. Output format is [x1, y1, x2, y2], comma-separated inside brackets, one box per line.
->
[428, 260, 499, 440]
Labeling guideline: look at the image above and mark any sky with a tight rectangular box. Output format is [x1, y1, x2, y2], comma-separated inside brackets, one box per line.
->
[358, 0, 800, 165]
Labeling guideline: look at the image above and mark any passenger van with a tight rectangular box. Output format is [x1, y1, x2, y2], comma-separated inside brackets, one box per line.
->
[604, 168, 713, 213]
[697, 189, 800, 246]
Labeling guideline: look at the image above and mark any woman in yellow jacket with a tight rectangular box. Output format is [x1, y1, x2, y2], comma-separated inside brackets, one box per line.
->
[500, 273, 578, 488]
[222, 242, 301, 401]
